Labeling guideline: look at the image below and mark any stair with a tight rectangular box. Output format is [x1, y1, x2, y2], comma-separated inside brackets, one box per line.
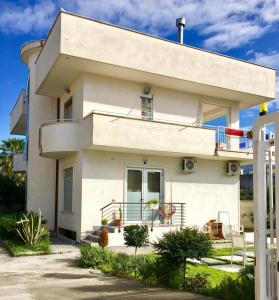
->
[82, 224, 180, 247]
[83, 225, 123, 245]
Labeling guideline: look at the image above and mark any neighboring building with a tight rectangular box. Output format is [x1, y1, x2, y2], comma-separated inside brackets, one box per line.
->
[10, 11, 276, 242]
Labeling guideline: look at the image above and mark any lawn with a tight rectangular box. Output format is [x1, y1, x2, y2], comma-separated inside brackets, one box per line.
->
[210, 246, 254, 257]
[187, 263, 237, 287]
[3, 239, 51, 256]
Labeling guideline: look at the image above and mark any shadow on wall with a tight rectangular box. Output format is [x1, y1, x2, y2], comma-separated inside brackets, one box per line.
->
[82, 150, 240, 186]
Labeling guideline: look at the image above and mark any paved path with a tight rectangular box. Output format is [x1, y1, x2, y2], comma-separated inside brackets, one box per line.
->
[0, 243, 216, 300]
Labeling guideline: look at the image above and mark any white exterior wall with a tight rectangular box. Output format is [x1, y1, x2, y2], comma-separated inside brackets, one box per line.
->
[80, 150, 239, 238]
[82, 73, 239, 126]
[58, 153, 83, 240]
[26, 51, 57, 230]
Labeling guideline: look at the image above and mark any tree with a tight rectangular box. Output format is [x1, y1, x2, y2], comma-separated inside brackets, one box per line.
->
[123, 225, 149, 276]
[0, 138, 25, 176]
[153, 227, 212, 290]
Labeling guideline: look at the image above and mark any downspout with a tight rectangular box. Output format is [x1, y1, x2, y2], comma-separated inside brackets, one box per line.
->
[54, 98, 60, 235]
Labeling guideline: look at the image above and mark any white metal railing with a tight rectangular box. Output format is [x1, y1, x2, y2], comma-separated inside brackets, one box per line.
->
[216, 126, 252, 152]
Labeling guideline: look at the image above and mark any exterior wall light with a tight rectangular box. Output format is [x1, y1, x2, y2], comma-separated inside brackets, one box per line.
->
[143, 86, 151, 95]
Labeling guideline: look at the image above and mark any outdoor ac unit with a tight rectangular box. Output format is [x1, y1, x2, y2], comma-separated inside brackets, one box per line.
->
[226, 162, 240, 176]
[182, 158, 197, 173]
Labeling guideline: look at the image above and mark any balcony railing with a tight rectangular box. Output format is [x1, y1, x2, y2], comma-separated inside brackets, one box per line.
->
[100, 201, 186, 231]
[216, 126, 252, 152]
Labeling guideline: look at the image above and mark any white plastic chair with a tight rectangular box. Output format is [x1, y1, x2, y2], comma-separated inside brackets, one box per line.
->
[231, 234, 247, 267]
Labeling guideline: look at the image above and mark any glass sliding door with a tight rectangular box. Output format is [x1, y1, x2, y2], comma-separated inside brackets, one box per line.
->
[126, 168, 163, 223]
[126, 169, 143, 222]
[144, 170, 162, 222]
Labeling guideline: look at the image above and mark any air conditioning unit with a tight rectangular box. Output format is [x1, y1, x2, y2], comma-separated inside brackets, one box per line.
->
[226, 162, 240, 176]
[182, 158, 197, 173]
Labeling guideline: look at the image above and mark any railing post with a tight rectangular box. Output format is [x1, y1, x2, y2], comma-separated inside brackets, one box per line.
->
[118, 204, 121, 233]
[122, 201, 125, 226]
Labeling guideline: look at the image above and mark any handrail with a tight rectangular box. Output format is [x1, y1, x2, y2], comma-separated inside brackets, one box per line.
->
[100, 201, 186, 231]
[10, 89, 26, 116]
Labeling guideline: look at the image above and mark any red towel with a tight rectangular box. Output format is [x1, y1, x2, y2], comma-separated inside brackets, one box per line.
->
[225, 128, 244, 137]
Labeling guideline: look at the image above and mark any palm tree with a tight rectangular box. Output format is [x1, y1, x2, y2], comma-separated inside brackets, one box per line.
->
[0, 138, 25, 175]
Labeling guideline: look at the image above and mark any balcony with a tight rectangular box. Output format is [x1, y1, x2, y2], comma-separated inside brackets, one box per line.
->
[12, 153, 26, 172]
[82, 112, 216, 158]
[39, 120, 79, 159]
[10, 90, 27, 135]
[215, 126, 253, 161]
[40, 112, 253, 161]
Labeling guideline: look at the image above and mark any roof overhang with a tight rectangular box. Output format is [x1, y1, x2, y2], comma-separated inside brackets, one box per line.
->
[34, 12, 276, 108]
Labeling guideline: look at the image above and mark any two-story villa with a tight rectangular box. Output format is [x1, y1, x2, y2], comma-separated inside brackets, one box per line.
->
[10, 11, 276, 243]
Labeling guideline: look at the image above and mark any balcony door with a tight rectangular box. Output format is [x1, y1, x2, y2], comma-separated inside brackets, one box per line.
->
[126, 168, 163, 223]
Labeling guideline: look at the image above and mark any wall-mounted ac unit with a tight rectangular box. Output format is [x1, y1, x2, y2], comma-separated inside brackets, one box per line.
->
[226, 162, 240, 176]
[182, 158, 197, 173]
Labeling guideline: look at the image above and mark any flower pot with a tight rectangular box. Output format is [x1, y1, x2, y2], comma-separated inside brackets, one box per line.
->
[114, 219, 122, 226]
[247, 131, 253, 139]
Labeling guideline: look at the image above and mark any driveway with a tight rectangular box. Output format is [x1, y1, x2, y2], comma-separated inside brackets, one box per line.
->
[0, 242, 216, 300]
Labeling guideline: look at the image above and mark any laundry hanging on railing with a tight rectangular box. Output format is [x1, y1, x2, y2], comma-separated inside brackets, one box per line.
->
[224, 128, 244, 137]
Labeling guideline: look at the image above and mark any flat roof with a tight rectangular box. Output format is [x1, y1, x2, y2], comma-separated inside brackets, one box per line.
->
[35, 10, 275, 72]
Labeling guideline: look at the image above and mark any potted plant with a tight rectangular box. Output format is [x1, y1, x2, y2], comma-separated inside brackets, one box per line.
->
[247, 130, 253, 139]
[146, 199, 159, 210]
[101, 219, 108, 225]
[114, 207, 123, 226]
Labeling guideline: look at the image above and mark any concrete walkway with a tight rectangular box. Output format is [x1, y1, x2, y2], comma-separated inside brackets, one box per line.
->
[0, 243, 216, 300]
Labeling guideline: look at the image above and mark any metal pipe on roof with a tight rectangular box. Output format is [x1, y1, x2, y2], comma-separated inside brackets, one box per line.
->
[176, 18, 186, 44]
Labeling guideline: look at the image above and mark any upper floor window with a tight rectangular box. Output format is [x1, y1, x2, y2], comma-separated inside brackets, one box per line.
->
[64, 97, 73, 120]
[141, 96, 153, 120]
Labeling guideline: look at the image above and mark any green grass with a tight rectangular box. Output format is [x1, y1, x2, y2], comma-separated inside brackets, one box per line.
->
[3, 239, 51, 256]
[210, 246, 254, 257]
[187, 263, 237, 287]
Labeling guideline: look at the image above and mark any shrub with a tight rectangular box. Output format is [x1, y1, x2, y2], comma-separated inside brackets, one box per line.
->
[0, 213, 23, 240]
[209, 266, 255, 300]
[153, 227, 212, 290]
[123, 225, 149, 256]
[16, 210, 49, 246]
[98, 228, 109, 248]
[0, 174, 25, 213]
[124, 225, 149, 277]
[111, 253, 135, 276]
[79, 244, 113, 268]
[184, 273, 209, 294]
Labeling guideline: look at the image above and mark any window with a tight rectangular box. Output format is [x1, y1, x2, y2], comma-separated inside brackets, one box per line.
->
[63, 167, 73, 212]
[141, 96, 153, 120]
[64, 98, 73, 119]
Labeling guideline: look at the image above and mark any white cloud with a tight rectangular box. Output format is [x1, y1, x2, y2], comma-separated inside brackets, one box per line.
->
[251, 51, 279, 110]
[1, 0, 279, 50]
[0, 0, 56, 35]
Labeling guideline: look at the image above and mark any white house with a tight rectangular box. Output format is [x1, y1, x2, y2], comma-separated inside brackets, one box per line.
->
[10, 11, 276, 243]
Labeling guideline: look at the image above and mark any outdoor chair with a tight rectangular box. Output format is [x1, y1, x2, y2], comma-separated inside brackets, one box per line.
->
[231, 234, 248, 267]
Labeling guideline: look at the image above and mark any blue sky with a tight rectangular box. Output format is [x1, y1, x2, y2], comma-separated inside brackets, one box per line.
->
[1, 0, 279, 140]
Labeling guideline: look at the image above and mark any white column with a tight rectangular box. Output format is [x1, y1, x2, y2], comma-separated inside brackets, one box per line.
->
[254, 129, 268, 300]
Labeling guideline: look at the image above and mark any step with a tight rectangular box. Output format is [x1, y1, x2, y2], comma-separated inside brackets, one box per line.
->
[86, 234, 99, 243]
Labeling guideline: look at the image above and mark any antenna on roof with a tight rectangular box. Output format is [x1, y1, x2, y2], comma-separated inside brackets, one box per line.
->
[176, 18, 186, 44]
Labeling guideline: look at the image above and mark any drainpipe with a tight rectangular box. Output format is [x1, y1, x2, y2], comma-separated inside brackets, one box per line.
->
[54, 98, 60, 235]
